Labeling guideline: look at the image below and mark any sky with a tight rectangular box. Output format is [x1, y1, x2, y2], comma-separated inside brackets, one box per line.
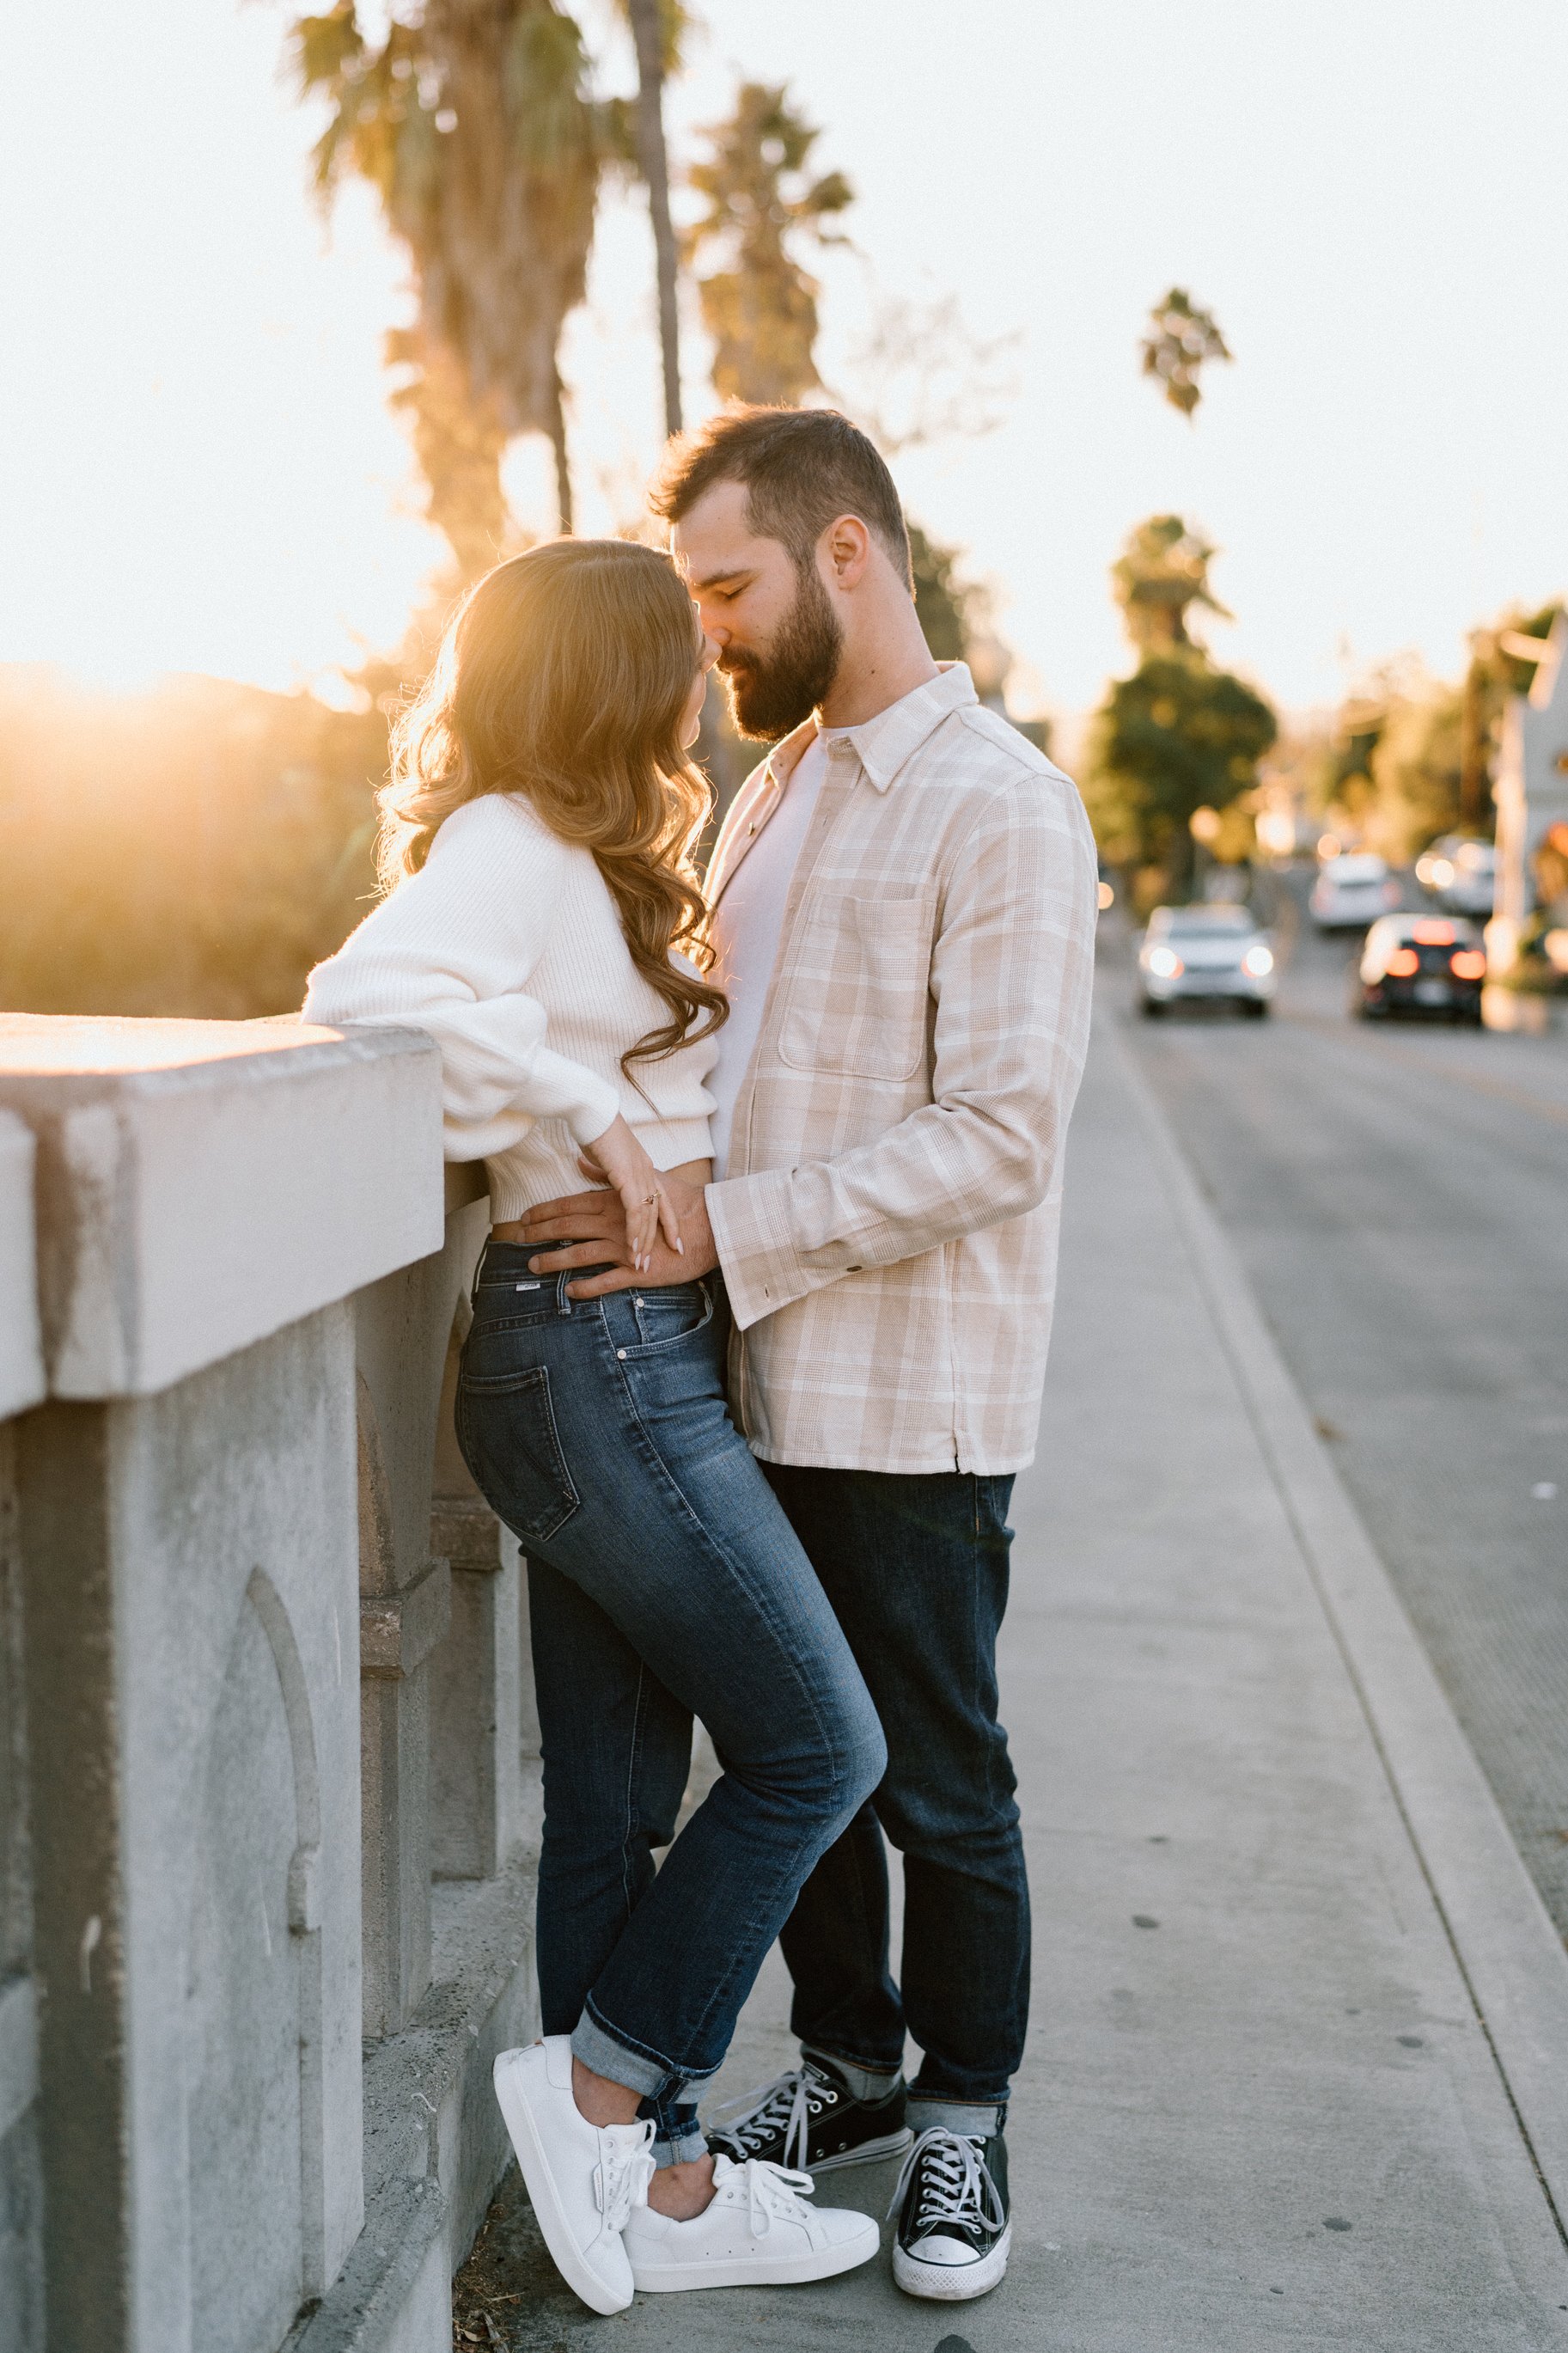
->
[3, 1, 1565, 727]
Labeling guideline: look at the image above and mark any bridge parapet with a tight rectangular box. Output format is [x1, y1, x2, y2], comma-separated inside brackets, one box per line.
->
[0, 1018, 539, 2353]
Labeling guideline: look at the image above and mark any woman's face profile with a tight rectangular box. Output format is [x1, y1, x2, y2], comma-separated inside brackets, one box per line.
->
[679, 626, 720, 749]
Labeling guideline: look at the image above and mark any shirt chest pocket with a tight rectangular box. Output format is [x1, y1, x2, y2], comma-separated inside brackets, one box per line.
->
[778, 890, 934, 1083]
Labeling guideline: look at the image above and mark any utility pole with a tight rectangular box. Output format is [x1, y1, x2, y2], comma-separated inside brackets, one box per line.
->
[626, 0, 683, 438]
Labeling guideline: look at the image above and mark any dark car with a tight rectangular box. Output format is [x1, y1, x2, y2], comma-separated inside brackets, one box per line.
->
[1354, 914, 1486, 1023]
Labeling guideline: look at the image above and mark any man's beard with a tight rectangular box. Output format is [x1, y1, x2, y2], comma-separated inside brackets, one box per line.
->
[720, 563, 844, 740]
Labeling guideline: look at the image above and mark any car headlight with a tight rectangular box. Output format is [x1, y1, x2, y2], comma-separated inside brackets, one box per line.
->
[1146, 946, 1183, 978]
[1241, 944, 1273, 977]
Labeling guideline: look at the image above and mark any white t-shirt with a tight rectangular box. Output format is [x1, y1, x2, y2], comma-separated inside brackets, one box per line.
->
[708, 730, 842, 1178]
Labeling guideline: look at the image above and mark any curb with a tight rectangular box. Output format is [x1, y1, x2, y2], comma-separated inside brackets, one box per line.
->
[1106, 1014, 1568, 2241]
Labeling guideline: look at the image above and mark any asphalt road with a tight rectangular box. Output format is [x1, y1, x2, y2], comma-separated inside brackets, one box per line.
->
[1119, 871, 1568, 1939]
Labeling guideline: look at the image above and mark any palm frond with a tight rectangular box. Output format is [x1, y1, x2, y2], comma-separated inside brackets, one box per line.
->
[288, 4, 363, 96]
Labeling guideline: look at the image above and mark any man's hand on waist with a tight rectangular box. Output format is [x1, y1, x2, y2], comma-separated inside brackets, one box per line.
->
[518, 1161, 719, 1297]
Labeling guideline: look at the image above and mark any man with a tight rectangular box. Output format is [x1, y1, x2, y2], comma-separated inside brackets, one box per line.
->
[522, 406, 1095, 2302]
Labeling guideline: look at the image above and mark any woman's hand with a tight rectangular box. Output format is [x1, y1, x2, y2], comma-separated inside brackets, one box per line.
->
[578, 1115, 683, 1274]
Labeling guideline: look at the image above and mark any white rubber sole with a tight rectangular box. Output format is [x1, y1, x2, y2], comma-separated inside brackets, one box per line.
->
[630, 2215, 881, 2293]
[491, 2051, 631, 2317]
[893, 2221, 1012, 2301]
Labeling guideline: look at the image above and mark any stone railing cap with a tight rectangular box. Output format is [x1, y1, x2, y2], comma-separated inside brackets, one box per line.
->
[0, 1016, 449, 1399]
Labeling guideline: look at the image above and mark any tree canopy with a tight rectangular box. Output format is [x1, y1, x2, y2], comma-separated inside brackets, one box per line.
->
[288, 0, 604, 549]
[1086, 513, 1275, 901]
[1111, 515, 1231, 655]
[1086, 656, 1276, 879]
[1140, 288, 1231, 419]
[684, 82, 853, 406]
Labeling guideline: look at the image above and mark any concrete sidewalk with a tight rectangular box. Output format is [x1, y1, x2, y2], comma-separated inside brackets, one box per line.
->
[462, 1019, 1568, 2349]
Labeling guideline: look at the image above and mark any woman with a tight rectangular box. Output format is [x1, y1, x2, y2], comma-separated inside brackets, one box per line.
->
[303, 540, 884, 2313]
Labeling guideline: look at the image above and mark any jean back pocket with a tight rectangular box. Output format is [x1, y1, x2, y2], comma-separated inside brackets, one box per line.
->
[455, 1362, 579, 1544]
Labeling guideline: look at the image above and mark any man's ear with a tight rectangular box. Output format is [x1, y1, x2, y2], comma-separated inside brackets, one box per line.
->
[822, 514, 872, 590]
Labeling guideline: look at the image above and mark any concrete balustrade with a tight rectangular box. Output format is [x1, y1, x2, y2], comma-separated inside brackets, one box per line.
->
[0, 1017, 544, 2353]
[1, 1109, 47, 2353]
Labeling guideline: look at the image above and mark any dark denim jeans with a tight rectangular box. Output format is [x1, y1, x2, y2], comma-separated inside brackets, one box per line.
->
[455, 1244, 886, 2162]
[761, 1464, 1026, 2137]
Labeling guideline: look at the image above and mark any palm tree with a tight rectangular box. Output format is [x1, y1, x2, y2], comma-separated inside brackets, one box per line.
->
[1111, 516, 1231, 655]
[684, 83, 853, 406]
[622, 0, 683, 437]
[1140, 288, 1230, 420]
[289, 1, 602, 551]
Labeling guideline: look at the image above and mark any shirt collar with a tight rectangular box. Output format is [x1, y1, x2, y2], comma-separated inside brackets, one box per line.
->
[765, 661, 978, 798]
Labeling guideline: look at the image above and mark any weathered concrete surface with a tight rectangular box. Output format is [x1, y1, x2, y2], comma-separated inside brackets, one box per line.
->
[0, 1427, 42, 2353]
[0, 1017, 443, 1397]
[0, 1114, 44, 1419]
[296, 1858, 539, 2353]
[1, 1018, 516, 2353]
[16, 1309, 369, 2353]
[0, 1118, 43, 2350]
[461, 1017, 1568, 2349]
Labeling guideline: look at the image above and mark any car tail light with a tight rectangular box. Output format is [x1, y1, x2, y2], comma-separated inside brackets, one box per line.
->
[1450, 950, 1486, 980]
[1385, 948, 1419, 976]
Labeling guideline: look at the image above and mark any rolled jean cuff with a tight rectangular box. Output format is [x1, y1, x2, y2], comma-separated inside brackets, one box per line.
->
[570, 2008, 667, 2101]
[570, 2013, 709, 2168]
[650, 2115, 708, 2167]
[906, 2095, 1008, 2139]
[803, 2045, 904, 2104]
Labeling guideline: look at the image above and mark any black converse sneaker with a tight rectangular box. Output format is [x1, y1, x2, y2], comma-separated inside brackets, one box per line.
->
[890, 2127, 1011, 2301]
[707, 2056, 912, 2176]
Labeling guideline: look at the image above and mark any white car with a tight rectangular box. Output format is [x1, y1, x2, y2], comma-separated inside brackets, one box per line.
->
[1137, 903, 1276, 1018]
[1309, 853, 1401, 932]
[1414, 835, 1496, 919]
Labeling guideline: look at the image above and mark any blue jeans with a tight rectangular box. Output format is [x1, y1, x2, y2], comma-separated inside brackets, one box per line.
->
[455, 1244, 886, 2163]
[761, 1465, 1027, 2139]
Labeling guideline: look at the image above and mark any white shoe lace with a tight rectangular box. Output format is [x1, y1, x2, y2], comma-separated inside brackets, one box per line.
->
[708, 2064, 835, 2170]
[722, 2154, 818, 2236]
[595, 2120, 656, 2235]
[888, 2129, 1004, 2239]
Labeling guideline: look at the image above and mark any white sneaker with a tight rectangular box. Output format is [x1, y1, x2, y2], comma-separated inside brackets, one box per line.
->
[491, 2038, 655, 2314]
[624, 2154, 880, 2292]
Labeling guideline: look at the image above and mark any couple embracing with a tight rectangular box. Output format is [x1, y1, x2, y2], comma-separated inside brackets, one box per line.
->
[306, 407, 1095, 2313]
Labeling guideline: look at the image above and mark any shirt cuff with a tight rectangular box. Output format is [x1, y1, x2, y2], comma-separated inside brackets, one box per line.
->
[706, 1167, 815, 1329]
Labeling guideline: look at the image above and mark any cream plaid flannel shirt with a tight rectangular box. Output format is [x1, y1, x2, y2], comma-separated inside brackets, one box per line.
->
[705, 663, 1096, 1474]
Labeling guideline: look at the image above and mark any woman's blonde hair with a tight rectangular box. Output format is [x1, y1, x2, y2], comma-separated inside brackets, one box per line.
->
[378, 538, 726, 1074]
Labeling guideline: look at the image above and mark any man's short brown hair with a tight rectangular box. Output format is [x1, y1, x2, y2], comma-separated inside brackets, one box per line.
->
[650, 406, 912, 586]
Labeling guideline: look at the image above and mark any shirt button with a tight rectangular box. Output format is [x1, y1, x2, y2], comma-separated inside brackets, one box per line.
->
[617, 1349, 628, 1360]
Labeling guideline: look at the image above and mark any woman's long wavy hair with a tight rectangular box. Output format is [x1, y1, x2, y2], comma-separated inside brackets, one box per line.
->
[378, 538, 726, 1076]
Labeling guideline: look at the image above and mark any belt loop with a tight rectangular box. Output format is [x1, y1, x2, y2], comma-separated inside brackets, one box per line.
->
[557, 1268, 573, 1317]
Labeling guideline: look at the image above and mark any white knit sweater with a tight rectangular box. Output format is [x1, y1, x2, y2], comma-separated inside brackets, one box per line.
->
[302, 792, 717, 1219]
